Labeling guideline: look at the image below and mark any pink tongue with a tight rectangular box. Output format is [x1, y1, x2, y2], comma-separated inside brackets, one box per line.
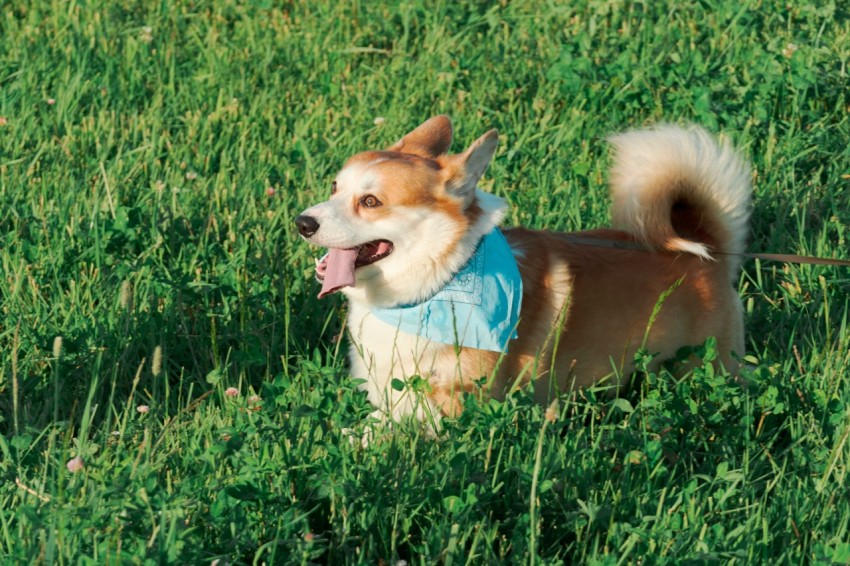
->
[318, 248, 359, 298]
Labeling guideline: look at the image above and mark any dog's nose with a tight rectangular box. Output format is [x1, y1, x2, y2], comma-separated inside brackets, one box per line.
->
[295, 215, 320, 238]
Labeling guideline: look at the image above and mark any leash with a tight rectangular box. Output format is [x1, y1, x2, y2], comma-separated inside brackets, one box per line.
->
[556, 234, 850, 268]
[718, 251, 850, 268]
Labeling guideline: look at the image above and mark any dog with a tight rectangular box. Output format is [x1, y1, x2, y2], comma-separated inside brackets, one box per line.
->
[295, 116, 750, 433]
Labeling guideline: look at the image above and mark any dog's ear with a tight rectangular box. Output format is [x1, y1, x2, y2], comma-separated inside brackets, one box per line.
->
[443, 129, 499, 206]
[387, 115, 453, 158]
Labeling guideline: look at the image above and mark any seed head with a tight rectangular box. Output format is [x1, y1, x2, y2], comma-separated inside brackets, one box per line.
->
[119, 280, 132, 310]
[544, 400, 558, 423]
[151, 346, 162, 377]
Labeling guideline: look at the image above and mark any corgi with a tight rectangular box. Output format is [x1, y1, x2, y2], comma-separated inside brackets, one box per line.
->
[295, 116, 750, 433]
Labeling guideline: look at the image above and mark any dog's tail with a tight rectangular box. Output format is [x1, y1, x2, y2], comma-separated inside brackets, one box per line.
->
[608, 124, 751, 279]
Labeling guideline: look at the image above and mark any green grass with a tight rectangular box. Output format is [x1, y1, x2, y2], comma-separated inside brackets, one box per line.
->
[1, 0, 850, 563]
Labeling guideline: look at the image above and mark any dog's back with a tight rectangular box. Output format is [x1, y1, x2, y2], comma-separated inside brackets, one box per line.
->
[487, 125, 751, 401]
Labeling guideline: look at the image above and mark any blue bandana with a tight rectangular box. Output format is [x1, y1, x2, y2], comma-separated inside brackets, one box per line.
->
[371, 228, 523, 352]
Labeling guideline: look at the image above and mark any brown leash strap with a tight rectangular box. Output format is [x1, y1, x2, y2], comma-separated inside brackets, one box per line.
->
[727, 252, 850, 268]
[556, 234, 850, 268]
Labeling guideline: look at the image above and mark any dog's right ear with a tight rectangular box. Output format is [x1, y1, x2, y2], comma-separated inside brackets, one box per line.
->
[387, 115, 453, 158]
[442, 129, 499, 207]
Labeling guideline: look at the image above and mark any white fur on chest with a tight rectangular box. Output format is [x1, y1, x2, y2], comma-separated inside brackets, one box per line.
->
[346, 302, 453, 422]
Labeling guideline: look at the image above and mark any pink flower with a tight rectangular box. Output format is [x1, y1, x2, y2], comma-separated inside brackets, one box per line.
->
[0, 117, 7, 126]
[265, 186, 276, 197]
[248, 394, 261, 403]
[66, 456, 84, 473]
[136, 404, 150, 414]
[225, 387, 239, 397]
[47, 98, 56, 105]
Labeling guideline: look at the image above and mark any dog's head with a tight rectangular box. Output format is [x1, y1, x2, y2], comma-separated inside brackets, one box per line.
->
[296, 116, 507, 307]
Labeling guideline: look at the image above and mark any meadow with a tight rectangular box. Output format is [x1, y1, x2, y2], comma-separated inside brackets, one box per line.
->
[1, 0, 850, 563]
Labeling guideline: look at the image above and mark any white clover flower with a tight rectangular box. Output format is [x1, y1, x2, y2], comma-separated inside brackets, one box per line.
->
[782, 42, 799, 58]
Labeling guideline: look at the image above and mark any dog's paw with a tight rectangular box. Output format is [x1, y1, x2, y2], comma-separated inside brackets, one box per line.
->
[342, 410, 389, 448]
[340, 425, 378, 448]
[342, 408, 446, 447]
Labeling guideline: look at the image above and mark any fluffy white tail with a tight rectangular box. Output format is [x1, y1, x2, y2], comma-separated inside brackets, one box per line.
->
[608, 124, 752, 278]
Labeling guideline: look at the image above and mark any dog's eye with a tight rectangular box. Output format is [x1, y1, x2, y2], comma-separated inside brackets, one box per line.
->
[360, 195, 382, 208]
[331, 181, 337, 195]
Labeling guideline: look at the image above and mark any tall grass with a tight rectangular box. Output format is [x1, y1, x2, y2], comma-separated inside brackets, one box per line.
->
[1, 0, 849, 563]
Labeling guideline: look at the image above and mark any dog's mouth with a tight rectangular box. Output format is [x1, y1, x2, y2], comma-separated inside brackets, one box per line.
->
[315, 240, 394, 298]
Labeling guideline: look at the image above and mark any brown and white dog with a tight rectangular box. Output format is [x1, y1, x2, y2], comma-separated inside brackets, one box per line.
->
[295, 116, 750, 433]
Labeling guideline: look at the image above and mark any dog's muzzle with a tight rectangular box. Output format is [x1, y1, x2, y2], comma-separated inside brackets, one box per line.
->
[295, 215, 320, 238]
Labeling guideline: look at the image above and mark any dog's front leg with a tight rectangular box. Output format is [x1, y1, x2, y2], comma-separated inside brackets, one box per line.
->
[345, 318, 450, 445]
[344, 379, 443, 447]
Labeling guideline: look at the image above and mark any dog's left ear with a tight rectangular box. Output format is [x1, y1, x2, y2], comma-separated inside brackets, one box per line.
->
[443, 129, 499, 206]
[387, 115, 453, 158]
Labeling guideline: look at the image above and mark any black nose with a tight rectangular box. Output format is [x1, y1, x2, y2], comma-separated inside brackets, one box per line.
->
[295, 215, 320, 238]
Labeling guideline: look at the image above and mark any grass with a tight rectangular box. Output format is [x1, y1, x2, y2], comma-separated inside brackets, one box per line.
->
[1, 0, 850, 563]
